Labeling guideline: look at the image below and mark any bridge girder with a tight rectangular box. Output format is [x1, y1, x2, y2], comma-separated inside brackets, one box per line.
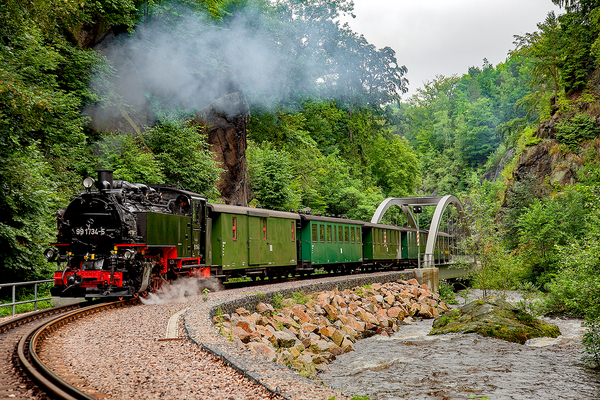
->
[371, 195, 467, 268]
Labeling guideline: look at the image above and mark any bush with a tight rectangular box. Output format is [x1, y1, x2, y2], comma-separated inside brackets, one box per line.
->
[582, 318, 600, 368]
[555, 113, 599, 150]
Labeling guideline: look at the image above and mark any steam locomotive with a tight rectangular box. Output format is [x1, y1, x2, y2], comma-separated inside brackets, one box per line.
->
[46, 171, 453, 299]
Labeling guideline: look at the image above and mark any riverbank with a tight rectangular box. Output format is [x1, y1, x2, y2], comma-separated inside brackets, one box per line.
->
[318, 290, 597, 399]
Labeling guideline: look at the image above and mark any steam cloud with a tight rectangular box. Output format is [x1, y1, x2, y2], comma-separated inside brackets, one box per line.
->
[88, 3, 396, 119]
[140, 276, 224, 305]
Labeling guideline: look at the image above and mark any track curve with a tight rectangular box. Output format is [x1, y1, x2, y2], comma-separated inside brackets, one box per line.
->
[1, 299, 138, 400]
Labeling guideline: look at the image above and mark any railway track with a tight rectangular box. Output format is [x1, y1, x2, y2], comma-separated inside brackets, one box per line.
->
[1, 299, 138, 400]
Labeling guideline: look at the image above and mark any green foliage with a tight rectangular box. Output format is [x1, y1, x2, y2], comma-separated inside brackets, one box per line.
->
[401, 57, 535, 195]
[289, 291, 311, 305]
[271, 292, 284, 310]
[367, 136, 419, 197]
[0, 147, 59, 284]
[247, 142, 296, 211]
[555, 113, 599, 150]
[144, 121, 223, 197]
[438, 280, 457, 304]
[459, 181, 527, 295]
[93, 133, 166, 184]
[583, 318, 600, 368]
[515, 187, 588, 285]
[248, 101, 418, 219]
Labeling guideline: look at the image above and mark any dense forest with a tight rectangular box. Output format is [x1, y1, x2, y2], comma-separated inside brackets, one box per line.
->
[3, 0, 600, 342]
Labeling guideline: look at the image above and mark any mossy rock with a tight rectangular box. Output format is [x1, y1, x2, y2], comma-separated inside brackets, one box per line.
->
[429, 296, 560, 344]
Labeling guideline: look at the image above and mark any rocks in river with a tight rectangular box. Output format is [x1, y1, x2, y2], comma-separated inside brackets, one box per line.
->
[429, 295, 561, 344]
[214, 280, 448, 377]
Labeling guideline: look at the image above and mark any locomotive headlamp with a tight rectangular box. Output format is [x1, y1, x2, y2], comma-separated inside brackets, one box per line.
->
[83, 177, 95, 189]
[123, 249, 135, 260]
[43, 248, 57, 261]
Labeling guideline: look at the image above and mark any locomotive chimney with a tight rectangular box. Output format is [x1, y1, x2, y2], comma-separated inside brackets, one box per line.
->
[97, 170, 114, 190]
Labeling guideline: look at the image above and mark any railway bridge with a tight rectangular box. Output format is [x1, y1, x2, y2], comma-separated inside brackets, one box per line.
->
[371, 195, 471, 281]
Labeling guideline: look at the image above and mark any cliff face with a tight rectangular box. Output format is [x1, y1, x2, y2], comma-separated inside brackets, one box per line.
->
[195, 92, 250, 206]
[502, 114, 600, 208]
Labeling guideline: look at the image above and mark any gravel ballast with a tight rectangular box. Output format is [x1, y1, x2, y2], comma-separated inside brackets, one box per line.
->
[43, 271, 418, 399]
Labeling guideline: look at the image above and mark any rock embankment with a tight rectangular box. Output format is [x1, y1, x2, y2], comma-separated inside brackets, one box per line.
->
[430, 295, 561, 344]
[214, 279, 449, 377]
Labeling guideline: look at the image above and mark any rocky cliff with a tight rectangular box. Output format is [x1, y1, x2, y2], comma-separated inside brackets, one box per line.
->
[501, 114, 600, 209]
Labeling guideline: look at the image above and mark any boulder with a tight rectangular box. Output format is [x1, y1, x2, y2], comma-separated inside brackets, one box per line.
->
[273, 331, 297, 348]
[248, 342, 277, 360]
[232, 326, 251, 343]
[387, 306, 403, 319]
[430, 296, 560, 344]
[256, 302, 274, 315]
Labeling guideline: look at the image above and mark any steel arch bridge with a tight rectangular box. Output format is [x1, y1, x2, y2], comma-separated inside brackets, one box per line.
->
[371, 195, 469, 269]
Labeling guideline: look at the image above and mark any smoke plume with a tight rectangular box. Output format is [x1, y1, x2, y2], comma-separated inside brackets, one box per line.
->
[140, 277, 224, 305]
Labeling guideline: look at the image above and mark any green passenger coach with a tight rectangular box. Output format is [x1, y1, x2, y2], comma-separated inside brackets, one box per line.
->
[362, 222, 403, 268]
[207, 204, 300, 280]
[298, 214, 364, 273]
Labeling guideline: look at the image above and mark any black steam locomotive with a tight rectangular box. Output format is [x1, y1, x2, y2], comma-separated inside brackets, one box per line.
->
[47, 170, 210, 298]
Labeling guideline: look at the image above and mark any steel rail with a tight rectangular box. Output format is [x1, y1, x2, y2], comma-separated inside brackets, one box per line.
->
[16, 299, 139, 400]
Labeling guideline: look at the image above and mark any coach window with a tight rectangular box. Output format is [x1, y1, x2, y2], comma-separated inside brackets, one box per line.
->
[312, 224, 318, 242]
[232, 217, 237, 241]
[327, 225, 332, 242]
[262, 218, 267, 240]
[320, 224, 325, 242]
[344, 227, 349, 243]
[338, 226, 343, 242]
[351, 227, 355, 243]
[291, 221, 295, 241]
[357, 229, 362, 244]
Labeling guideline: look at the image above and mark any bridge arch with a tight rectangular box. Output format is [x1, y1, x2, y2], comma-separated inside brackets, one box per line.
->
[371, 195, 467, 267]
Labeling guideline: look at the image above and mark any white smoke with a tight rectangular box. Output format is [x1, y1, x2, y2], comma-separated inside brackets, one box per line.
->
[87, 2, 406, 119]
[140, 276, 224, 305]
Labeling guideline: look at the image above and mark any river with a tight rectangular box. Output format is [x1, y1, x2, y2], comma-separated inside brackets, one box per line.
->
[318, 294, 600, 399]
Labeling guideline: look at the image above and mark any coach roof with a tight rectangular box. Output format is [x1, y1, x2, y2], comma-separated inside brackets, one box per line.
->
[208, 203, 300, 220]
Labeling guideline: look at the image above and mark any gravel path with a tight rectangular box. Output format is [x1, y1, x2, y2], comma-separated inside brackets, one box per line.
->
[43, 273, 413, 400]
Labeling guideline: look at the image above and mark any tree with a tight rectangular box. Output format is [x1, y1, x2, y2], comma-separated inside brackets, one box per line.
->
[247, 142, 296, 211]
[144, 121, 224, 197]
[368, 136, 419, 197]
[512, 12, 563, 101]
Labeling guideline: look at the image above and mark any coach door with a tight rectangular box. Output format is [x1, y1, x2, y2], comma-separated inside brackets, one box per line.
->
[248, 216, 262, 265]
[191, 200, 205, 260]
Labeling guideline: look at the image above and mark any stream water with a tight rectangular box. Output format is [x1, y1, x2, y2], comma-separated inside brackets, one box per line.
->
[319, 298, 600, 399]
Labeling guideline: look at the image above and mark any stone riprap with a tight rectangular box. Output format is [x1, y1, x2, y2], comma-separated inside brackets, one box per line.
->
[215, 279, 450, 377]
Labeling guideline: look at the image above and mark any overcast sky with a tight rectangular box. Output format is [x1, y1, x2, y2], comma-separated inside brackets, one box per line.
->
[340, 0, 562, 99]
